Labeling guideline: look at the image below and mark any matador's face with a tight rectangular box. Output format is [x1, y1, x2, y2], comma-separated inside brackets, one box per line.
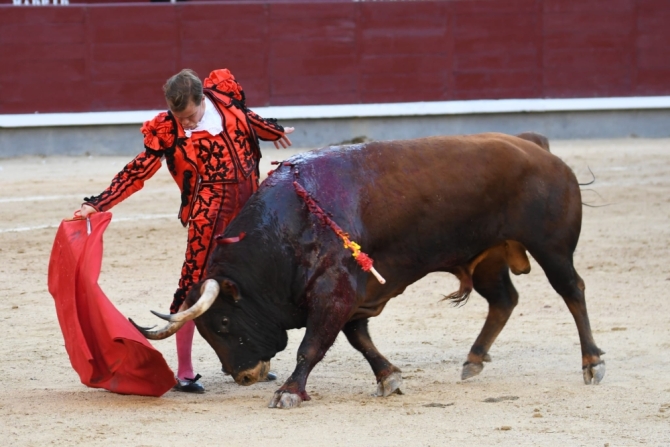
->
[172, 99, 205, 131]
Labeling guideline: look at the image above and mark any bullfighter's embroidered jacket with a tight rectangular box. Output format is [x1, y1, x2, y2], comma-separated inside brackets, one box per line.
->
[83, 69, 285, 226]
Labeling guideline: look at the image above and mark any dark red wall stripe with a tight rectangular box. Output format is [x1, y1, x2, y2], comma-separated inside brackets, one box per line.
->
[1, 0, 669, 114]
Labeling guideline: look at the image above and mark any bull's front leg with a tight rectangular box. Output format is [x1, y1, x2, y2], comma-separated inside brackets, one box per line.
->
[269, 272, 356, 409]
[342, 318, 402, 397]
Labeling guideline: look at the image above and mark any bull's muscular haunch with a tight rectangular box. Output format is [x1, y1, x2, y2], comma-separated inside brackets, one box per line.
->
[134, 132, 605, 408]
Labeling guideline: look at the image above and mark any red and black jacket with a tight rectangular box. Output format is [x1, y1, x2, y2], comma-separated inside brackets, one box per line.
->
[83, 69, 285, 226]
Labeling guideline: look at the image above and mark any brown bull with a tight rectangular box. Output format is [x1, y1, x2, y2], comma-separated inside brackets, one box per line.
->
[133, 132, 605, 408]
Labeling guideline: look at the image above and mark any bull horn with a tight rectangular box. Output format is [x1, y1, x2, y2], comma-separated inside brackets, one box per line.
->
[150, 279, 221, 323]
[129, 318, 186, 340]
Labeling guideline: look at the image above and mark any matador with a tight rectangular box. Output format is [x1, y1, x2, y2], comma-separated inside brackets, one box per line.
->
[80, 68, 294, 392]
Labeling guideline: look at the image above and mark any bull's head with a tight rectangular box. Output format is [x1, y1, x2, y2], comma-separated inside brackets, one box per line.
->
[130, 278, 287, 386]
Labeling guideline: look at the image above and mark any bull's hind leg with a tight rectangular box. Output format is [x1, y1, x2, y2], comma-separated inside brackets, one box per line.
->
[532, 252, 605, 384]
[342, 318, 402, 397]
[462, 252, 519, 380]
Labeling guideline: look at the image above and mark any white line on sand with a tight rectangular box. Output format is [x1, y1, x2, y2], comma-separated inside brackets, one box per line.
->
[0, 194, 83, 203]
[0, 214, 176, 234]
[0, 188, 175, 204]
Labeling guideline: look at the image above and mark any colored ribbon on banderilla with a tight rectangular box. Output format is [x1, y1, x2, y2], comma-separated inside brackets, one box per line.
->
[293, 181, 386, 284]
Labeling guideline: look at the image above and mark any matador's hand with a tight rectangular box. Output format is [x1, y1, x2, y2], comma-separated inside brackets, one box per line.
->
[274, 127, 295, 149]
[79, 204, 97, 218]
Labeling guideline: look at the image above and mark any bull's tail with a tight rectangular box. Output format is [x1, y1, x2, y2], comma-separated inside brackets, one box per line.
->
[578, 166, 614, 208]
[579, 165, 596, 186]
[515, 133, 609, 208]
[440, 266, 473, 307]
[441, 287, 472, 307]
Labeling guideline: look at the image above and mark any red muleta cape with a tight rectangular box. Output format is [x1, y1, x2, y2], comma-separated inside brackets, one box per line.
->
[48, 212, 176, 396]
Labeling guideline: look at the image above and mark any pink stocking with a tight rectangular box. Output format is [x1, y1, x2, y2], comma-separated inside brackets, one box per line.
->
[176, 320, 195, 380]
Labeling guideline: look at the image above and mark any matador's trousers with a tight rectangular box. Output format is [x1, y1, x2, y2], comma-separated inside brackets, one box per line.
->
[170, 173, 258, 313]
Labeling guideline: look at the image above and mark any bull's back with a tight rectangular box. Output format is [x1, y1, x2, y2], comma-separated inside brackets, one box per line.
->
[328, 134, 574, 243]
[259, 132, 579, 277]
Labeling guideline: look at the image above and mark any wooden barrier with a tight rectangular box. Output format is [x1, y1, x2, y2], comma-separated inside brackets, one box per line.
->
[1, 0, 669, 114]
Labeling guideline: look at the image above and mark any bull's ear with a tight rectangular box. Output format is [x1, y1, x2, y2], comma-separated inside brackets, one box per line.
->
[219, 278, 241, 303]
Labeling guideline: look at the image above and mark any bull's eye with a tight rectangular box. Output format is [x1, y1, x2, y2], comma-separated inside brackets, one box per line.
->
[221, 317, 230, 329]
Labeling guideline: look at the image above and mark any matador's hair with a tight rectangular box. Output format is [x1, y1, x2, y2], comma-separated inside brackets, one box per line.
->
[163, 69, 203, 112]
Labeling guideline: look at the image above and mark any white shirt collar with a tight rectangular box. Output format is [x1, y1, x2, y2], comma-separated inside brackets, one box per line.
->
[184, 96, 223, 138]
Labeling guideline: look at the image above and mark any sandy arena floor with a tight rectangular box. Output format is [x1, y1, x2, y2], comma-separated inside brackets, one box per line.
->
[0, 138, 669, 446]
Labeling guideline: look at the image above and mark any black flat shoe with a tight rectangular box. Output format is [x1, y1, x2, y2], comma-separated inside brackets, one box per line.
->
[173, 374, 205, 393]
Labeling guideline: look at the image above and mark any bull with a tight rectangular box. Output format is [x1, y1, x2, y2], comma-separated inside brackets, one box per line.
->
[132, 132, 605, 409]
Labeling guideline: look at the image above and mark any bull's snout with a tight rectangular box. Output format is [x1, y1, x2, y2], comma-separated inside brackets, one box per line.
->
[233, 361, 271, 386]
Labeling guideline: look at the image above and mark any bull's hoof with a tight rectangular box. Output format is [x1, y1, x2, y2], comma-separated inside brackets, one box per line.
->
[461, 361, 484, 380]
[376, 371, 403, 397]
[583, 361, 605, 385]
[269, 391, 303, 409]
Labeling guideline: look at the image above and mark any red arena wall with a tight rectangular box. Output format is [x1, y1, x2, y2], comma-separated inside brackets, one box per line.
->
[1, 0, 669, 114]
